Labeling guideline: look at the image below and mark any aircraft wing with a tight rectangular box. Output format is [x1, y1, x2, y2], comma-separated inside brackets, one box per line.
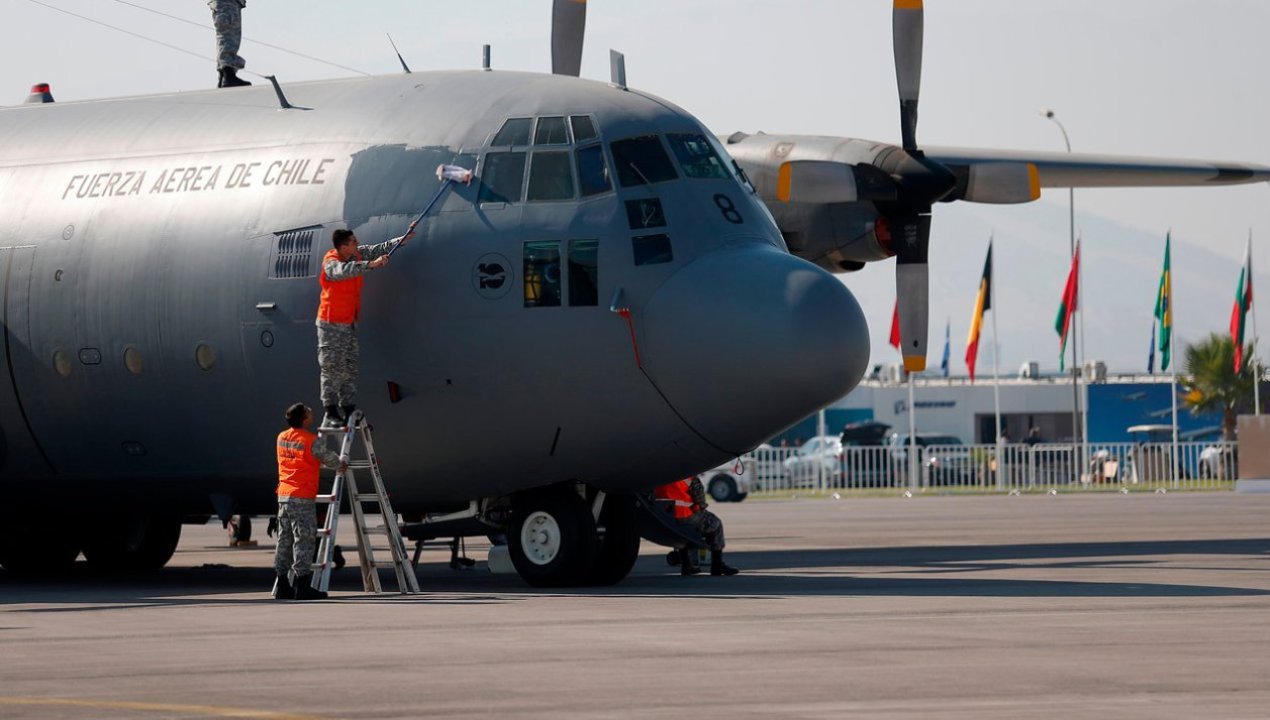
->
[926, 146, 1270, 189]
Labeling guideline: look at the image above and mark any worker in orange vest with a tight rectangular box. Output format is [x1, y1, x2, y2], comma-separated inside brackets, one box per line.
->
[273, 403, 344, 600]
[316, 227, 413, 428]
[654, 477, 739, 576]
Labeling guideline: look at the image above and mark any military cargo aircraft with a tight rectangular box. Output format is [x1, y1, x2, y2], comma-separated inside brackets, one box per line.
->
[1, 0, 1266, 586]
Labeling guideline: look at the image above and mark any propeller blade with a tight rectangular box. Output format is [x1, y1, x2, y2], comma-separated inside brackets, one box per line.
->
[551, 0, 587, 76]
[892, 0, 924, 152]
[894, 215, 931, 372]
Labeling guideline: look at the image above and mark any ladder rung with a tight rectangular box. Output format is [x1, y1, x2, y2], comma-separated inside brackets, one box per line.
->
[360, 525, 393, 535]
[315, 494, 337, 504]
[347, 461, 373, 469]
[352, 493, 383, 503]
[316, 528, 332, 537]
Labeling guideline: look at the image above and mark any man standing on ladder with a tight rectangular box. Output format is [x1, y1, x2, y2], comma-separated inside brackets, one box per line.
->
[317, 228, 413, 429]
[274, 403, 344, 600]
[206, 0, 251, 88]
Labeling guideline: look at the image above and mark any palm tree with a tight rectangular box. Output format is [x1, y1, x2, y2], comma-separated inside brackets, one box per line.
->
[1182, 333, 1259, 439]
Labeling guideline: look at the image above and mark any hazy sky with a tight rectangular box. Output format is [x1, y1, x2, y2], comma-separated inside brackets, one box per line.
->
[5, 0, 1269, 370]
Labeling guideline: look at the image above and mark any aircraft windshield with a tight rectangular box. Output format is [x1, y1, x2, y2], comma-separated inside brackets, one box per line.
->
[666, 133, 729, 179]
[576, 144, 611, 197]
[527, 151, 575, 201]
[610, 136, 678, 187]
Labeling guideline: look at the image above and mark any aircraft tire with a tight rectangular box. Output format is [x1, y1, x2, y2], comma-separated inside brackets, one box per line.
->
[579, 494, 641, 586]
[508, 489, 598, 587]
[0, 515, 81, 574]
[81, 511, 182, 572]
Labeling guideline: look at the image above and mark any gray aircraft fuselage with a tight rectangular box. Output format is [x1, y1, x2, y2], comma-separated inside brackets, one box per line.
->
[0, 71, 869, 515]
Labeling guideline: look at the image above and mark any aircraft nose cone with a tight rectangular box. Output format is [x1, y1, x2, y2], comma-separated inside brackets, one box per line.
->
[642, 244, 870, 453]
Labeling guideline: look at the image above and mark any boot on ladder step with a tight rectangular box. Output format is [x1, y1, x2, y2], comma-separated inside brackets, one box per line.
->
[321, 406, 345, 429]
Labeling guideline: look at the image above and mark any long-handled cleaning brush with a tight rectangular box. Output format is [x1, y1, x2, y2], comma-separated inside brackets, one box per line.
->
[388, 164, 474, 257]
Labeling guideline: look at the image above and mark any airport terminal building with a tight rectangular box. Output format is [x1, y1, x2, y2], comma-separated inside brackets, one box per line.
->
[776, 365, 1231, 445]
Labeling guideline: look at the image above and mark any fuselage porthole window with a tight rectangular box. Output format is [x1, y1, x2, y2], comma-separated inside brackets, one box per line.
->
[568, 239, 599, 307]
[479, 152, 527, 204]
[667, 133, 730, 180]
[526, 151, 576, 202]
[632, 233, 673, 266]
[492, 117, 533, 146]
[570, 115, 598, 142]
[534, 116, 570, 145]
[524, 241, 562, 308]
[576, 144, 612, 197]
[610, 136, 678, 187]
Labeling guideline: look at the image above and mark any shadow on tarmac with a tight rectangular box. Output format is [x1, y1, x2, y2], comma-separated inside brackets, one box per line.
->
[3, 537, 1268, 608]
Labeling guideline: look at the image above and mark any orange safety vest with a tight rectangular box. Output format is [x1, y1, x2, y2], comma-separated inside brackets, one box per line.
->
[317, 247, 364, 324]
[655, 479, 696, 520]
[276, 427, 321, 500]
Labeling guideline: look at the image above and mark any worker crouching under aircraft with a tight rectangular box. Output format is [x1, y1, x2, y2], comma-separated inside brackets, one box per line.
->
[655, 478, 739, 576]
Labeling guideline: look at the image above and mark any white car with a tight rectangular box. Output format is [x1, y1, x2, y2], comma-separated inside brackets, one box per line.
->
[781, 436, 844, 487]
[698, 458, 755, 503]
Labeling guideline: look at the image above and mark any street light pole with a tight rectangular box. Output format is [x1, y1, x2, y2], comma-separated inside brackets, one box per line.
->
[1042, 109, 1084, 482]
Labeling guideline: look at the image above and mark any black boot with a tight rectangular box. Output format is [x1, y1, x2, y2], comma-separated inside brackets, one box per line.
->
[321, 406, 345, 429]
[293, 578, 328, 601]
[340, 405, 358, 426]
[219, 67, 252, 88]
[271, 573, 292, 600]
[680, 549, 702, 576]
[711, 551, 739, 576]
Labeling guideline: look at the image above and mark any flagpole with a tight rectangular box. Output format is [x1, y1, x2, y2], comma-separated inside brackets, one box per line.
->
[907, 369, 918, 491]
[990, 239, 1004, 490]
[1251, 229, 1261, 415]
[1170, 235, 1180, 488]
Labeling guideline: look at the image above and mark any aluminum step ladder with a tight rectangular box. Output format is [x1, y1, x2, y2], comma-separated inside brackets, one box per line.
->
[310, 411, 420, 595]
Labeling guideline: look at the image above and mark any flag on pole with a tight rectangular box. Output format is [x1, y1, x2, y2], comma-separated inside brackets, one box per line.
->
[1148, 321, 1156, 374]
[889, 299, 901, 350]
[1231, 239, 1254, 371]
[1054, 241, 1080, 371]
[940, 319, 950, 377]
[1153, 234, 1173, 372]
[965, 243, 993, 382]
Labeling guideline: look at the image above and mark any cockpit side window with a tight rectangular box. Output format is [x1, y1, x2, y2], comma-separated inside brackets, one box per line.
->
[610, 136, 678, 187]
[492, 118, 532, 147]
[524, 241, 562, 308]
[576, 144, 612, 197]
[534, 116, 570, 145]
[478, 152, 527, 204]
[526, 151, 575, 202]
[667, 133, 730, 179]
[570, 115, 598, 142]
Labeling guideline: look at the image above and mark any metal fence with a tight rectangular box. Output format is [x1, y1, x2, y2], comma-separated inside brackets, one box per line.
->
[748, 441, 1238, 494]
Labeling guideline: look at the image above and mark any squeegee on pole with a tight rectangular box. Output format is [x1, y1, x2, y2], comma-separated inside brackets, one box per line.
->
[388, 164, 474, 257]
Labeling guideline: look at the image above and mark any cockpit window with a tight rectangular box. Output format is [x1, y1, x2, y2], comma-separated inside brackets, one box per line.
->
[478, 152, 526, 203]
[524, 241, 562, 308]
[526, 151, 575, 201]
[570, 115, 598, 142]
[575, 144, 612, 197]
[667, 133, 730, 179]
[632, 233, 673, 266]
[534, 116, 570, 145]
[610, 136, 678, 187]
[493, 118, 532, 146]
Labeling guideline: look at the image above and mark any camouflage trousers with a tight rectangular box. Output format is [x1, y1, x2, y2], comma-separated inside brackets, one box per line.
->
[274, 497, 317, 580]
[685, 510, 725, 552]
[207, 0, 246, 70]
[317, 322, 359, 408]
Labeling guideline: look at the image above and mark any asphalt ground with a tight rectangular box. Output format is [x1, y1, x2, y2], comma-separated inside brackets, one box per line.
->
[3, 492, 1270, 719]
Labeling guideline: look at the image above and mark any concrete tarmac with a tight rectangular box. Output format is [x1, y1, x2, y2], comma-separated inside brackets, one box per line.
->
[3, 492, 1270, 719]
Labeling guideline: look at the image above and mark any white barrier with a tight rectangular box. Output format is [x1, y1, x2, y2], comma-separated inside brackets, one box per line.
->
[747, 441, 1237, 493]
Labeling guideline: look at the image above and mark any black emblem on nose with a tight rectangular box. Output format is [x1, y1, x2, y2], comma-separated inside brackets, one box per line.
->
[478, 262, 506, 289]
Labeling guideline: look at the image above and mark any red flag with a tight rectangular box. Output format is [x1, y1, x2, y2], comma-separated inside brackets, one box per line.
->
[889, 299, 901, 350]
[965, 243, 993, 383]
[1054, 241, 1080, 371]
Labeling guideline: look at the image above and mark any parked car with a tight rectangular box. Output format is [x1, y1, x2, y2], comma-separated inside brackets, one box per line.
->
[781, 436, 844, 487]
[698, 458, 754, 503]
[887, 432, 974, 485]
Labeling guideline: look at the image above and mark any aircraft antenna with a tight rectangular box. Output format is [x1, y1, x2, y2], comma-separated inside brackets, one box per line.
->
[483, 45, 492, 71]
[387, 34, 412, 74]
[609, 50, 627, 90]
